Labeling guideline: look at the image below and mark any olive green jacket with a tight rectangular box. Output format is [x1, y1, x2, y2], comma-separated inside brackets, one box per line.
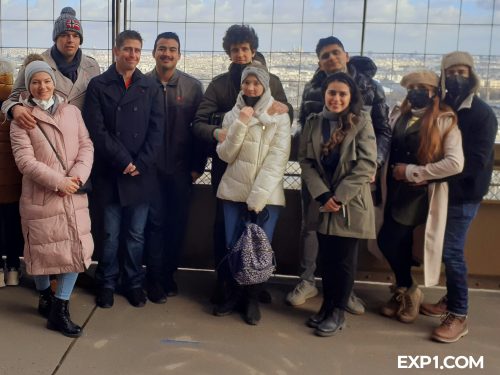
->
[299, 111, 377, 238]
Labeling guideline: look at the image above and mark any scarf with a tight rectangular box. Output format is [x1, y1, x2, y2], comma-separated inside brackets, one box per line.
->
[50, 45, 81, 83]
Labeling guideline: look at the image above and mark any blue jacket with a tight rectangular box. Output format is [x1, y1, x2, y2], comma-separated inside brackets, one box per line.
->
[83, 64, 164, 206]
[445, 94, 498, 204]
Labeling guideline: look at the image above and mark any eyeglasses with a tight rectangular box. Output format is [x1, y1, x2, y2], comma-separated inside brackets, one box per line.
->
[320, 49, 343, 60]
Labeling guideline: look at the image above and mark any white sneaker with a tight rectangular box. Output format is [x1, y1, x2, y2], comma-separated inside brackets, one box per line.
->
[0, 270, 5, 288]
[346, 291, 365, 315]
[286, 280, 318, 306]
[5, 268, 20, 286]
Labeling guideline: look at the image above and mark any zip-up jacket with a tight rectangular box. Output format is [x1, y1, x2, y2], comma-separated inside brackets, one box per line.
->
[146, 68, 206, 175]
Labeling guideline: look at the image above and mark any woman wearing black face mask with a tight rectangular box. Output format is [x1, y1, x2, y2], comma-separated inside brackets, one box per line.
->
[376, 70, 464, 324]
[213, 62, 291, 325]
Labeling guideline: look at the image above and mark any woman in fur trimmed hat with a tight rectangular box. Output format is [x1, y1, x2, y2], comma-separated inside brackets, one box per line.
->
[214, 61, 291, 325]
[377, 70, 464, 324]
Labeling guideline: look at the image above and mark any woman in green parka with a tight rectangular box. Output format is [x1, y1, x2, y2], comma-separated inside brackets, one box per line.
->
[299, 72, 377, 337]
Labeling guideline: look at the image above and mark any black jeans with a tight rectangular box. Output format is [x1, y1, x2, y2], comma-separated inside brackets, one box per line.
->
[0, 202, 23, 269]
[377, 213, 415, 288]
[214, 197, 229, 282]
[145, 172, 192, 286]
[317, 233, 358, 309]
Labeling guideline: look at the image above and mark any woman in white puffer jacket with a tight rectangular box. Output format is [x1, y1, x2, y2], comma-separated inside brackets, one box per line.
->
[215, 62, 291, 325]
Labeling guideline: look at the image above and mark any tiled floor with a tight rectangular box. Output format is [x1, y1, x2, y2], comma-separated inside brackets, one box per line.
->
[1, 270, 499, 375]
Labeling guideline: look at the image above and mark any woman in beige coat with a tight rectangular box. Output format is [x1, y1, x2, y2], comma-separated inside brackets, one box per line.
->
[300, 72, 377, 337]
[377, 70, 463, 324]
[10, 58, 93, 338]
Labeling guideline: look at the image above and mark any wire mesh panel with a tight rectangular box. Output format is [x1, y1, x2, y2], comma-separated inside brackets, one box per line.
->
[485, 169, 500, 201]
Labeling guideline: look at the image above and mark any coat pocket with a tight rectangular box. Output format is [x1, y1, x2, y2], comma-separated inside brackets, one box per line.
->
[32, 184, 45, 206]
[306, 142, 315, 159]
[350, 193, 367, 211]
[26, 215, 73, 268]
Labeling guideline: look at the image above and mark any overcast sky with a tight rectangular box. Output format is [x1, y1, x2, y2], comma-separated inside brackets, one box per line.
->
[0, 0, 499, 55]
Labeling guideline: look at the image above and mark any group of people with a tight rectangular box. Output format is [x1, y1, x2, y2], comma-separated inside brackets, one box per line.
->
[0, 7, 496, 344]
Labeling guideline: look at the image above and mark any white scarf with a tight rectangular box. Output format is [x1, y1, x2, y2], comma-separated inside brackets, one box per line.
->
[32, 96, 55, 111]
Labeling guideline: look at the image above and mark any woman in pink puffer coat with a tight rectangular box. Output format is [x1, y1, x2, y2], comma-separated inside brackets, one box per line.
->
[10, 57, 93, 338]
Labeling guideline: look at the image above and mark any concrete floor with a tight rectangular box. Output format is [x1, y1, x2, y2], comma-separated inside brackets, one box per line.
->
[1, 270, 499, 375]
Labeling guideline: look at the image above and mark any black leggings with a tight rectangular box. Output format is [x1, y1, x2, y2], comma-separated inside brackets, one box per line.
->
[317, 233, 358, 309]
[377, 214, 415, 288]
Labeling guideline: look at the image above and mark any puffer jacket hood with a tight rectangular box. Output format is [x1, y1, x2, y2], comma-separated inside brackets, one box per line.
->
[348, 56, 378, 78]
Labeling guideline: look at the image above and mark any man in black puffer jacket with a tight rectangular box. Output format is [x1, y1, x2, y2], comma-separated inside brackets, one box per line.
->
[286, 36, 391, 314]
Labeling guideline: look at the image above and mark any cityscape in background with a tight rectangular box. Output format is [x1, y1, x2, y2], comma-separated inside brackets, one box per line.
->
[2, 48, 500, 129]
[2, 47, 499, 198]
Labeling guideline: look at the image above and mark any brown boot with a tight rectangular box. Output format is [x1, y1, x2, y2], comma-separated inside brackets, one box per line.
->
[420, 295, 447, 317]
[380, 286, 407, 318]
[397, 284, 423, 323]
[431, 312, 468, 343]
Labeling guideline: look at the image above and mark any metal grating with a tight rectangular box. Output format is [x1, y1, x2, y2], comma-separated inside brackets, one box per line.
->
[485, 169, 500, 201]
[194, 158, 302, 190]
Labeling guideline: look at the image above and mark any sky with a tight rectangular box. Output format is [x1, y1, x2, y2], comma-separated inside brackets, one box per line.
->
[0, 0, 499, 54]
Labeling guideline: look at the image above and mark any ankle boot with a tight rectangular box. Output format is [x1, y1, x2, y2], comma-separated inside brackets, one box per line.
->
[380, 285, 407, 318]
[213, 284, 242, 316]
[397, 284, 424, 324]
[38, 287, 54, 318]
[307, 300, 332, 328]
[244, 285, 261, 325]
[314, 308, 345, 337]
[47, 297, 82, 338]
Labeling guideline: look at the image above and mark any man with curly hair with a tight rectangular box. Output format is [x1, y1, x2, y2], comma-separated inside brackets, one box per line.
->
[193, 24, 293, 312]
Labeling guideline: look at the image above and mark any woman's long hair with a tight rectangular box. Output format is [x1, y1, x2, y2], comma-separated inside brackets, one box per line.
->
[320, 72, 364, 156]
[400, 89, 457, 164]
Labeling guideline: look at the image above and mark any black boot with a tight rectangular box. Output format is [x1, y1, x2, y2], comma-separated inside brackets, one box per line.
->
[38, 287, 54, 318]
[307, 300, 332, 328]
[314, 308, 345, 337]
[258, 288, 272, 304]
[47, 297, 82, 338]
[210, 279, 227, 305]
[213, 284, 242, 316]
[244, 285, 262, 325]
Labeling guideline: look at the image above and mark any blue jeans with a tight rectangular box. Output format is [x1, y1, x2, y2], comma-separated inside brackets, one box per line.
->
[223, 201, 281, 248]
[34, 273, 78, 301]
[220, 201, 280, 282]
[96, 202, 149, 291]
[442, 202, 480, 316]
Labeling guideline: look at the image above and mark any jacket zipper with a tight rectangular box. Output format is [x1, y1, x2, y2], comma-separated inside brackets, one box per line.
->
[256, 125, 266, 169]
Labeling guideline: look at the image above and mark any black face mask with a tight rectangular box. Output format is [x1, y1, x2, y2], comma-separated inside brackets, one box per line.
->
[243, 95, 261, 107]
[407, 88, 433, 109]
[445, 75, 470, 97]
